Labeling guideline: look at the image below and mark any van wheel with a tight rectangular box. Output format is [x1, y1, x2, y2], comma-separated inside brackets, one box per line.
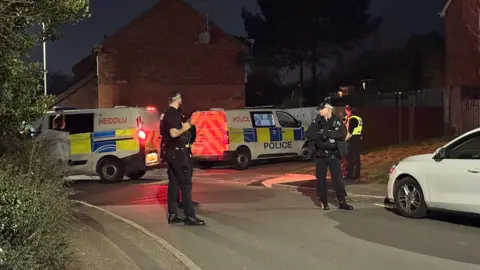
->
[233, 148, 251, 170]
[126, 170, 146, 180]
[394, 176, 427, 219]
[300, 141, 314, 161]
[97, 157, 125, 184]
[197, 162, 212, 170]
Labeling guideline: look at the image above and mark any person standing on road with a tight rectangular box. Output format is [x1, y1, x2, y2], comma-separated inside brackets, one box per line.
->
[306, 102, 353, 211]
[344, 105, 363, 181]
[162, 92, 206, 226]
[161, 111, 200, 208]
[341, 112, 349, 178]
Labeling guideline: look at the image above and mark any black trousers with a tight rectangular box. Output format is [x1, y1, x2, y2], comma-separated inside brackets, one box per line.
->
[166, 147, 195, 216]
[177, 148, 194, 204]
[315, 154, 347, 203]
[346, 136, 361, 179]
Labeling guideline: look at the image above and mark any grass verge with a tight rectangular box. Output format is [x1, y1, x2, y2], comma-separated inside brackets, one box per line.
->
[298, 137, 451, 184]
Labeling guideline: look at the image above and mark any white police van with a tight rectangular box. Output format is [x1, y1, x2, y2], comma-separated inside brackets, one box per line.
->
[28, 106, 161, 183]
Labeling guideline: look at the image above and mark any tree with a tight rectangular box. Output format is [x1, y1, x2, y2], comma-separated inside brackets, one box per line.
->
[242, 0, 381, 99]
[0, 0, 89, 135]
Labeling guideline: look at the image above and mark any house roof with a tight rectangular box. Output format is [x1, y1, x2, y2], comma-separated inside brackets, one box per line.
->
[100, 0, 247, 51]
[439, 0, 453, 18]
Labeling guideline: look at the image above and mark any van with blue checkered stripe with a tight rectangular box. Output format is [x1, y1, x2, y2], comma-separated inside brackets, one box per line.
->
[190, 108, 314, 170]
[33, 106, 161, 183]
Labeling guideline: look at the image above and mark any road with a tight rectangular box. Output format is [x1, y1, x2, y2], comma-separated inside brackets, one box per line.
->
[71, 169, 480, 270]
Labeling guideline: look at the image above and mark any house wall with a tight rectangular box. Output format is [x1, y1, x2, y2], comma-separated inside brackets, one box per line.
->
[445, 0, 480, 86]
[96, 0, 245, 112]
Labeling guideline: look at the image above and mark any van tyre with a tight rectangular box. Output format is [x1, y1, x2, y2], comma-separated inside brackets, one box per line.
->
[197, 162, 212, 170]
[97, 157, 125, 183]
[393, 176, 427, 219]
[126, 170, 146, 180]
[300, 141, 314, 161]
[233, 148, 251, 170]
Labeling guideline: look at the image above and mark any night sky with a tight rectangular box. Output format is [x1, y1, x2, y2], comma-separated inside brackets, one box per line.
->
[30, 0, 445, 75]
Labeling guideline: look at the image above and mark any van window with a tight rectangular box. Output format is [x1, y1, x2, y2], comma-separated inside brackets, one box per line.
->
[276, 111, 297, 128]
[63, 113, 94, 134]
[251, 112, 275, 127]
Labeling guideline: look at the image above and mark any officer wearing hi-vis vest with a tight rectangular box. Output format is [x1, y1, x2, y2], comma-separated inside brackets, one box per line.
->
[344, 105, 363, 180]
[306, 102, 353, 211]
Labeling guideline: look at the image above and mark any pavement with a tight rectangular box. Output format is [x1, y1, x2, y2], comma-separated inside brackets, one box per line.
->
[69, 202, 190, 269]
[70, 166, 480, 270]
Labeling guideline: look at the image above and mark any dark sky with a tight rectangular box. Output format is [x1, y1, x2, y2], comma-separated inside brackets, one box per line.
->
[30, 0, 445, 75]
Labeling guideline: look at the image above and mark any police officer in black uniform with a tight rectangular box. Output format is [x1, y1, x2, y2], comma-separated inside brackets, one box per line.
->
[306, 102, 353, 211]
[177, 110, 200, 208]
[162, 92, 206, 226]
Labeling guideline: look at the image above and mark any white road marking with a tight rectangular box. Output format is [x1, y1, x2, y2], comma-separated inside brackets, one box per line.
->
[72, 200, 203, 270]
[373, 203, 396, 209]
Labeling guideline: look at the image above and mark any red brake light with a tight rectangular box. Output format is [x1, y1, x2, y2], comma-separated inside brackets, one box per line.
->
[224, 130, 229, 145]
[146, 106, 156, 112]
[138, 130, 146, 140]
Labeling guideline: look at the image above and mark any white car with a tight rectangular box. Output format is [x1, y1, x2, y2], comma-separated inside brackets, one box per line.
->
[387, 127, 480, 219]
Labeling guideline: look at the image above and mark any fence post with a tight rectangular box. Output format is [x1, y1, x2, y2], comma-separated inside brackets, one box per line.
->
[398, 92, 402, 144]
[408, 95, 415, 142]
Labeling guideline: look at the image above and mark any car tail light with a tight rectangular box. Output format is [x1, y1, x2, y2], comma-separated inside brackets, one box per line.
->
[146, 106, 156, 112]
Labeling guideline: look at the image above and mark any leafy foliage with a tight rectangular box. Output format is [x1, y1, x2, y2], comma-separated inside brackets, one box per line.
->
[0, 138, 73, 270]
[0, 1, 89, 269]
[0, 0, 89, 135]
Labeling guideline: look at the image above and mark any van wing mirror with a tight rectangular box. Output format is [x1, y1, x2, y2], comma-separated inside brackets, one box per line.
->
[295, 119, 302, 127]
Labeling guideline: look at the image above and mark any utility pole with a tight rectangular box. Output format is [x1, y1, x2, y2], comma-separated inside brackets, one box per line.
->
[42, 22, 47, 96]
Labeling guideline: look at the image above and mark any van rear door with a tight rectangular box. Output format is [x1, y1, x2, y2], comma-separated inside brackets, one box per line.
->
[191, 110, 228, 158]
[137, 106, 160, 166]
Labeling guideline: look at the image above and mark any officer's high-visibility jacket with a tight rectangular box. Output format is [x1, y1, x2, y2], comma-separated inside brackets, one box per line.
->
[348, 115, 363, 135]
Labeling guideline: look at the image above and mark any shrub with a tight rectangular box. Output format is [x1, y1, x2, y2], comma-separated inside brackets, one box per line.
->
[0, 137, 73, 270]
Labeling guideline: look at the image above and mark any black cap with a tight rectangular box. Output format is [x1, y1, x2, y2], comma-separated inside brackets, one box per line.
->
[316, 102, 333, 110]
[168, 92, 184, 102]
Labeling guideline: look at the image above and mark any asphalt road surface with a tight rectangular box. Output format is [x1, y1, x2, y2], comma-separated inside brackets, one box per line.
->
[71, 173, 480, 270]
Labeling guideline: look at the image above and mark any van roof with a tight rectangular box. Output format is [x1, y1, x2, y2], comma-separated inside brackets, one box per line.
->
[46, 106, 151, 114]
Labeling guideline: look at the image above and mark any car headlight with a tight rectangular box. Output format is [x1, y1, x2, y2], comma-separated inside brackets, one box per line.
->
[389, 163, 398, 175]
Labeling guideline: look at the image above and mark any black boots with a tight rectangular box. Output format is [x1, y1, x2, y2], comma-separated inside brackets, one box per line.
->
[318, 199, 353, 211]
[338, 200, 354, 211]
[167, 213, 185, 224]
[184, 215, 207, 226]
[168, 214, 206, 226]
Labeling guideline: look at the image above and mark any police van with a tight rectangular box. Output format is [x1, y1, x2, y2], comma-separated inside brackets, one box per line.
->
[29, 106, 161, 183]
[189, 107, 314, 170]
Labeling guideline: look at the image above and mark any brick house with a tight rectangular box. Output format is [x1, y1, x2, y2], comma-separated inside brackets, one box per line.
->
[57, 0, 247, 113]
[440, 0, 480, 133]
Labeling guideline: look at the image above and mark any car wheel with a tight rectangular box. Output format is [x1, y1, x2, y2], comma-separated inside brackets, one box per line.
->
[300, 141, 314, 161]
[233, 147, 251, 170]
[97, 157, 125, 184]
[126, 170, 146, 180]
[393, 176, 427, 219]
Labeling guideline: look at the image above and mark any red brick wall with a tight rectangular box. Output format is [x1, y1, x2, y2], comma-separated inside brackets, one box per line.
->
[97, 0, 245, 108]
[445, 0, 480, 86]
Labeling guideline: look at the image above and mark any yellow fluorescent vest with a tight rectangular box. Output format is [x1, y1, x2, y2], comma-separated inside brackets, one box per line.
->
[348, 115, 363, 135]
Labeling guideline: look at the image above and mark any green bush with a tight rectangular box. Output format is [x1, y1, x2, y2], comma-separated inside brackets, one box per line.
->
[0, 138, 73, 270]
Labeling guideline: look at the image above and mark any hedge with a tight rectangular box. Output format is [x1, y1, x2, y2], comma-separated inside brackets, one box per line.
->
[0, 138, 73, 270]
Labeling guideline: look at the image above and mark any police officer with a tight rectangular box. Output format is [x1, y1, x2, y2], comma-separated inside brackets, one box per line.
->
[162, 92, 206, 226]
[306, 102, 353, 211]
[176, 110, 200, 208]
[344, 106, 363, 180]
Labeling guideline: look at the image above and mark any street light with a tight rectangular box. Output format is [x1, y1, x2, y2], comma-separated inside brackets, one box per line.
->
[42, 22, 47, 96]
